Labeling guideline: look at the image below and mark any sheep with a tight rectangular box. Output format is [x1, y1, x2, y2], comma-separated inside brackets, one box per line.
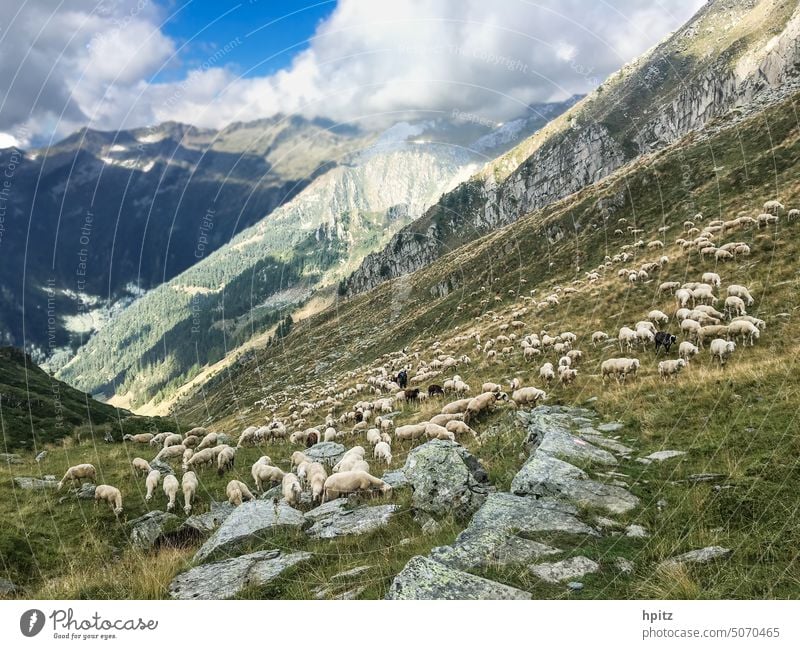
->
[647, 240, 664, 250]
[710, 338, 736, 366]
[291, 451, 311, 470]
[423, 422, 455, 441]
[395, 423, 428, 440]
[727, 284, 754, 306]
[659, 281, 680, 294]
[162, 433, 183, 449]
[282, 473, 302, 506]
[94, 485, 123, 515]
[226, 480, 255, 506]
[558, 356, 571, 368]
[727, 319, 760, 346]
[558, 366, 578, 385]
[181, 472, 198, 515]
[131, 458, 151, 475]
[697, 325, 729, 348]
[186, 448, 215, 471]
[694, 304, 725, 320]
[307, 462, 328, 504]
[481, 382, 503, 394]
[678, 341, 699, 362]
[510, 386, 547, 407]
[324, 427, 337, 442]
[163, 474, 180, 512]
[144, 469, 161, 501]
[618, 326, 638, 352]
[321, 471, 392, 503]
[464, 391, 506, 423]
[441, 398, 472, 414]
[701, 272, 721, 287]
[648, 310, 669, 326]
[539, 362, 555, 384]
[335, 453, 373, 472]
[149, 432, 170, 447]
[523, 346, 541, 362]
[658, 359, 686, 381]
[692, 287, 717, 305]
[731, 315, 766, 330]
[429, 413, 464, 427]
[252, 464, 285, 492]
[757, 213, 779, 227]
[788, 208, 799, 222]
[373, 441, 392, 466]
[154, 444, 187, 463]
[724, 295, 747, 318]
[216, 446, 236, 476]
[196, 432, 219, 451]
[715, 249, 734, 262]
[680, 318, 701, 341]
[566, 349, 583, 365]
[591, 331, 609, 346]
[600, 358, 640, 383]
[366, 428, 382, 446]
[57, 463, 96, 490]
[123, 433, 154, 444]
[183, 435, 199, 449]
[763, 200, 784, 215]
[446, 420, 479, 439]
[675, 289, 692, 308]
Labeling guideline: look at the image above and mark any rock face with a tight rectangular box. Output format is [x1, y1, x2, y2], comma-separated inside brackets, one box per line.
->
[180, 502, 235, 535]
[304, 499, 397, 539]
[169, 550, 311, 600]
[431, 493, 595, 570]
[386, 556, 531, 600]
[530, 556, 600, 584]
[194, 500, 306, 562]
[305, 442, 345, 467]
[128, 511, 180, 550]
[402, 440, 490, 519]
[13, 476, 57, 489]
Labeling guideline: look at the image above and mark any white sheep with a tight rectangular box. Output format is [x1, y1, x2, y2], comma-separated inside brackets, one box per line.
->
[763, 200, 784, 215]
[145, 469, 161, 501]
[510, 386, 546, 406]
[252, 464, 285, 491]
[701, 272, 721, 287]
[123, 433, 154, 444]
[226, 479, 255, 506]
[658, 359, 686, 380]
[724, 295, 747, 318]
[216, 446, 236, 475]
[618, 327, 638, 352]
[539, 362, 555, 384]
[727, 319, 760, 346]
[182, 471, 198, 514]
[282, 473, 302, 506]
[162, 433, 183, 448]
[307, 462, 328, 504]
[181, 447, 194, 471]
[57, 463, 96, 490]
[163, 474, 179, 512]
[445, 420, 478, 439]
[94, 485, 123, 515]
[373, 441, 392, 466]
[558, 366, 578, 385]
[324, 427, 338, 442]
[648, 310, 669, 326]
[710, 338, 736, 366]
[366, 428, 382, 446]
[678, 341, 699, 362]
[675, 289, 692, 308]
[600, 358, 640, 383]
[727, 284, 754, 306]
[321, 470, 392, 503]
[154, 444, 187, 463]
[186, 448, 215, 471]
[591, 331, 609, 346]
[395, 423, 428, 440]
[196, 432, 219, 451]
[131, 458, 151, 475]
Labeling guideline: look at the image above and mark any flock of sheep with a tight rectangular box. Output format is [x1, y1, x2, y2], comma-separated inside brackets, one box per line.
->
[53, 200, 791, 523]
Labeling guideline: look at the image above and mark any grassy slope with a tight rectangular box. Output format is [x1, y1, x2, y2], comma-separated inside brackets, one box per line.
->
[2, 90, 799, 599]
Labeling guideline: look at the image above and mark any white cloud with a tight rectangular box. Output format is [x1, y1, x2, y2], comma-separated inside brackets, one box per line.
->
[0, 0, 706, 144]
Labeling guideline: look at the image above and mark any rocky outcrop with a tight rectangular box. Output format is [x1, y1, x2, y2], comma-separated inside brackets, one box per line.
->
[169, 549, 311, 600]
[659, 546, 732, 569]
[128, 511, 180, 550]
[530, 556, 600, 584]
[304, 499, 397, 539]
[180, 502, 235, 535]
[402, 440, 490, 519]
[13, 476, 57, 490]
[386, 556, 531, 600]
[304, 442, 346, 467]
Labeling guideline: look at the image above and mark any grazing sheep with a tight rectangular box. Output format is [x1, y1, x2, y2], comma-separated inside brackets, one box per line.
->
[186, 448, 215, 471]
[724, 295, 747, 318]
[678, 341, 699, 362]
[395, 423, 428, 440]
[183, 435, 199, 449]
[697, 325, 729, 348]
[481, 382, 503, 394]
[654, 332, 677, 353]
[510, 386, 547, 407]
[131, 458, 151, 475]
[324, 427, 338, 442]
[464, 391, 506, 423]
[252, 464, 285, 492]
[727, 284, 754, 306]
[788, 208, 799, 222]
[144, 469, 161, 502]
[591, 331, 609, 346]
[446, 420, 478, 439]
[216, 446, 236, 476]
[335, 453, 373, 472]
[196, 432, 219, 451]
[731, 315, 766, 330]
[321, 471, 392, 503]
[675, 289, 692, 308]
[710, 339, 736, 367]
[600, 358, 640, 383]
[149, 432, 170, 447]
[715, 249, 734, 262]
[727, 319, 760, 346]
[123, 433, 154, 444]
[163, 474, 179, 512]
[658, 359, 686, 380]
[441, 398, 473, 414]
[691, 287, 717, 305]
[373, 441, 392, 466]
[162, 433, 183, 449]
[659, 281, 680, 294]
[182, 472, 198, 515]
[558, 366, 578, 385]
[429, 413, 464, 427]
[226, 480, 255, 506]
[282, 473, 302, 506]
[701, 272, 721, 287]
[539, 362, 555, 384]
[291, 451, 311, 469]
[763, 200, 784, 215]
[307, 463, 328, 504]
[366, 429, 382, 446]
[424, 422, 455, 441]
[648, 310, 669, 326]
[94, 485, 123, 515]
[523, 346, 541, 361]
[155, 444, 187, 463]
[618, 327, 638, 352]
[680, 318, 701, 341]
[57, 463, 96, 490]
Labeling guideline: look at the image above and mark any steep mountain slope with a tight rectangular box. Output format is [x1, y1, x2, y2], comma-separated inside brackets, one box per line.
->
[0, 116, 374, 360]
[344, 0, 800, 295]
[55, 104, 578, 407]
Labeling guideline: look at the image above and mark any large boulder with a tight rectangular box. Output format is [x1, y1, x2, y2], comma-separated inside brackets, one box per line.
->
[13, 476, 58, 490]
[180, 502, 235, 535]
[148, 459, 175, 476]
[305, 442, 345, 467]
[194, 500, 306, 562]
[169, 549, 311, 599]
[530, 556, 600, 583]
[511, 453, 639, 514]
[523, 407, 617, 465]
[128, 511, 180, 550]
[304, 499, 397, 539]
[402, 440, 490, 519]
[431, 493, 595, 570]
[386, 556, 531, 600]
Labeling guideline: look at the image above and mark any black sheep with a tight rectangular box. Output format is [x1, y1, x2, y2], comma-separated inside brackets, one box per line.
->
[654, 331, 677, 354]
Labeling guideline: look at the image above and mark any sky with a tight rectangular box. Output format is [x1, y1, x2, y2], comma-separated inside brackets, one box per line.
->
[0, 0, 706, 148]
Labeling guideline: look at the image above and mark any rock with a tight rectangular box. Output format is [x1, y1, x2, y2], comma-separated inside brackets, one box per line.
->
[613, 557, 634, 574]
[431, 493, 593, 570]
[577, 431, 633, 455]
[402, 440, 490, 519]
[331, 565, 372, 582]
[216, 433, 233, 445]
[597, 422, 624, 432]
[684, 473, 725, 483]
[0, 453, 23, 465]
[305, 442, 345, 467]
[512, 453, 639, 514]
[530, 556, 600, 583]
[625, 524, 649, 538]
[128, 511, 180, 550]
[594, 516, 621, 529]
[386, 556, 531, 600]
[35, 451, 47, 462]
[195, 500, 307, 562]
[0, 577, 19, 595]
[259, 485, 282, 500]
[659, 546, 732, 568]
[381, 470, 409, 489]
[169, 550, 311, 599]
[181, 502, 235, 535]
[567, 581, 584, 591]
[148, 459, 175, 476]
[524, 408, 617, 466]
[304, 499, 397, 539]
[74, 483, 96, 499]
[636, 458, 653, 465]
[645, 450, 686, 462]
[13, 476, 57, 490]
